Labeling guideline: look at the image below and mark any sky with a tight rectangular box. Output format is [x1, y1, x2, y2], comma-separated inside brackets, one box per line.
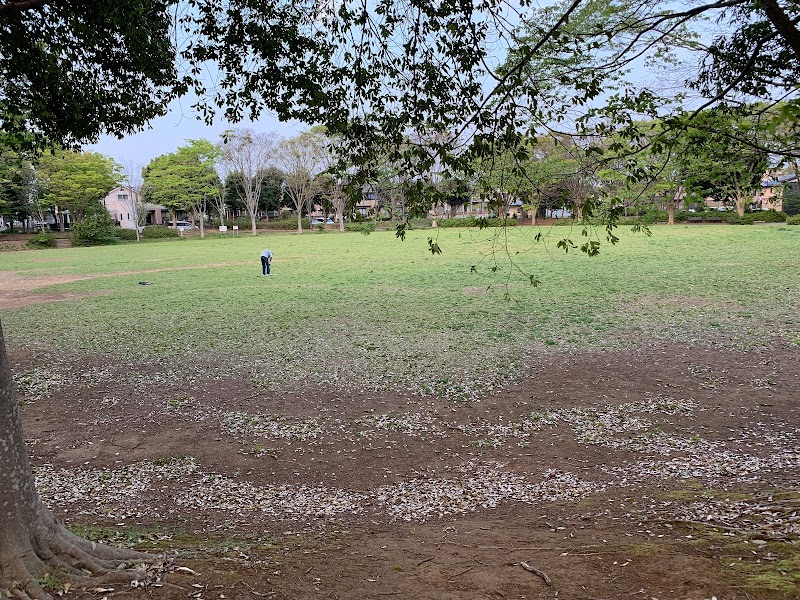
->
[86, 97, 308, 171]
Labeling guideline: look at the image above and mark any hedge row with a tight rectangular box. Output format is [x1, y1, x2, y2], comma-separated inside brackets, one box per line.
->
[725, 210, 788, 224]
[141, 225, 180, 238]
[436, 217, 518, 228]
[615, 209, 789, 225]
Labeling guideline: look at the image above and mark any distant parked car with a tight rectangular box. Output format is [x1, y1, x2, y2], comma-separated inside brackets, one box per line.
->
[311, 218, 334, 225]
[167, 221, 197, 231]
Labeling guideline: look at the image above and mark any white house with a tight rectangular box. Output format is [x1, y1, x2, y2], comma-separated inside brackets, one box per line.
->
[102, 186, 167, 229]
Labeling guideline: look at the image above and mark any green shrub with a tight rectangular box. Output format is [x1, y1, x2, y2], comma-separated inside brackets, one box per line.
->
[71, 212, 118, 246]
[26, 231, 57, 248]
[345, 221, 377, 234]
[612, 208, 667, 225]
[437, 216, 518, 228]
[409, 218, 432, 228]
[142, 225, 180, 239]
[759, 209, 789, 222]
[676, 210, 715, 222]
[114, 227, 138, 241]
[787, 214, 800, 225]
[232, 216, 252, 228]
[437, 217, 475, 228]
[723, 212, 745, 224]
[725, 210, 787, 225]
[641, 208, 668, 224]
[262, 217, 310, 230]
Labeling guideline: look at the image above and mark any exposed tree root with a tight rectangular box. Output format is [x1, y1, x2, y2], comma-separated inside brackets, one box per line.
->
[1, 517, 162, 600]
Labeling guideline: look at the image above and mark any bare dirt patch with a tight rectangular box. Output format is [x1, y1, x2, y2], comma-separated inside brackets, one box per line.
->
[0, 271, 107, 311]
[11, 342, 800, 599]
[0, 262, 251, 311]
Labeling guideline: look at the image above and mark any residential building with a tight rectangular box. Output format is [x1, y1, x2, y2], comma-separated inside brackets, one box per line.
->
[755, 173, 797, 212]
[704, 173, 796, 212]
[102, 186, 168, 229]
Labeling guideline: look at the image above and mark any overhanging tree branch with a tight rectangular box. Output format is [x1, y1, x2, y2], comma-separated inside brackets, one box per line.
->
[760, 0, 800, 61]
[0, 0, 55, 16]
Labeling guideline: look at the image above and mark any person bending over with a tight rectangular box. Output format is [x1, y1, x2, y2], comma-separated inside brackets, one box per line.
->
[260, 248, 273, 276]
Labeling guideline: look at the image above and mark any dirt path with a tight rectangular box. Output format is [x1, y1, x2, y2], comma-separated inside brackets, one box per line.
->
[11, 340, 800, 600]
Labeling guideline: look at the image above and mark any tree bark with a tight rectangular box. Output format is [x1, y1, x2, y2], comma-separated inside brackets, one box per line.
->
[760, 0, 800, 62]
[734, 193, 746, 217]
[250, 213, 257, 236]
[0, 322, 152, 599]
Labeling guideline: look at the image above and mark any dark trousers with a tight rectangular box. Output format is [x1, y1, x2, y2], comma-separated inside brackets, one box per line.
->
[261, 256, 271, 275]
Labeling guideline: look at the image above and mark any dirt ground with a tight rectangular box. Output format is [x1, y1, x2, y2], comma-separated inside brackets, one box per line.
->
[6, 281, 800, 599]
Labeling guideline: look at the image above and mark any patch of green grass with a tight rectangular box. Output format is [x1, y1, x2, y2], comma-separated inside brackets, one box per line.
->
[70, 525, 162, 547]
[660, 488, 754, 502]
[742, 552, 800, 595]
[748, 571, 798, 595]
[668, 515, 800, 597]
[167, 394, 192, 409]
[37, 567, 68, 593]
[70, 525, 279, 555]
[152, 455, 191, 466]
[3, 226, 798, 400]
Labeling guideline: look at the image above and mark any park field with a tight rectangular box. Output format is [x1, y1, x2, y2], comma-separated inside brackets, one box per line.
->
[1, 224, 800, 599]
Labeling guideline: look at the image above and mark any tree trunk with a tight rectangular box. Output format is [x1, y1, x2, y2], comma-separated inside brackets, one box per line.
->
[0, 322, 151, 600]
[297, 212, 303, 234]
[250, 213, 257, 236]
[170, 209, 176, 228]
[667, 197, 675, 225]
[735, 196, 746, 217]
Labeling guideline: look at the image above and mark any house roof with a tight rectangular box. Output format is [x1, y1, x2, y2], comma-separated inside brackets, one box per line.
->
[762, 173, 798, 187]
[107, 185, 138, 194]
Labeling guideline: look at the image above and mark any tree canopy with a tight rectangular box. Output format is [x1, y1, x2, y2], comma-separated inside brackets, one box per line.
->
[36, 150, 120, 222]
[142, 139, 220, 225]
[0, 1, 179, 149]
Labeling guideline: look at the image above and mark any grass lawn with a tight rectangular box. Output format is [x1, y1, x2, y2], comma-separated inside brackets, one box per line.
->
[2, 224, 798, 400]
